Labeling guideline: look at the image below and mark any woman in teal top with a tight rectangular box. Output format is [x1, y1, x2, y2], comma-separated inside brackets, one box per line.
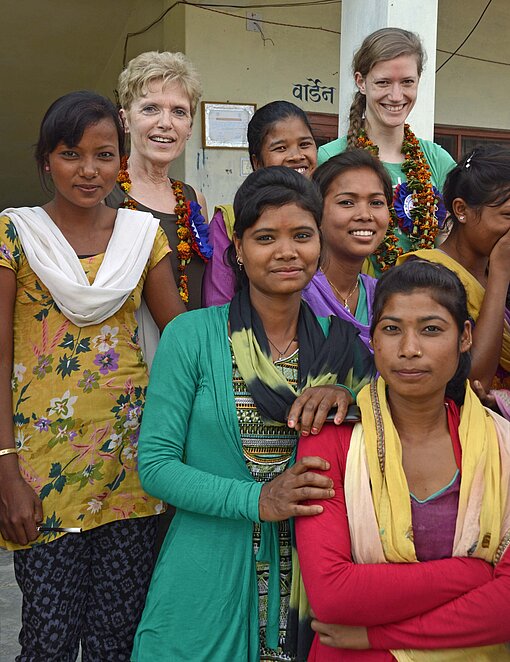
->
[318, 27, 455, 276]
[132, 167, 374, 661]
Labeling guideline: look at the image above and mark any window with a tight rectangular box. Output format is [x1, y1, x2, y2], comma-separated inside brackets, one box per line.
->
[304, 115, 510, 160]
[306, 112, 338, 148]
[434, 125, 510, 161]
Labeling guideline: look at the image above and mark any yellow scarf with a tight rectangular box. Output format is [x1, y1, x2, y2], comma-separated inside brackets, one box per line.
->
[214, 204, 236, 241]
[345, 378, 510, 661]
[397, 249, 510, 374]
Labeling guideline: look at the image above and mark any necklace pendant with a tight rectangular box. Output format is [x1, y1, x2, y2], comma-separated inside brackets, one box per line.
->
[344, 303, 351, 312]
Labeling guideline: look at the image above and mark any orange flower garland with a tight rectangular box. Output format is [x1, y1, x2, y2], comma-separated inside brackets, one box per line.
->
[357, 124, 443, 271]
[116, 157, 211, 304]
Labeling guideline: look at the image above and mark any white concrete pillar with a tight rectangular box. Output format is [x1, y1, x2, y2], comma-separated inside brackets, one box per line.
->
[339, 0, 439, 140]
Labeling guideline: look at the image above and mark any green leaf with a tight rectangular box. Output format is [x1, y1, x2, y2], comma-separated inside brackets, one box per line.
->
[48, 462, 62, 478]
[39, 483, 53, 500]
[75, 337, 91, 354]
[34, 308, 49, 322]
[56, 354, 80, 378]
[54, 475, 67, 493]
[59, 333, 75, 350]
[105, 468, 126, 492]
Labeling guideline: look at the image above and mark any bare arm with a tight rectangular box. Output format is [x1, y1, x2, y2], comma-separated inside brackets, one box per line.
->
[470, 227, 510, 389]
[0, 267, 43, 546]
[143, 255, 186, 332]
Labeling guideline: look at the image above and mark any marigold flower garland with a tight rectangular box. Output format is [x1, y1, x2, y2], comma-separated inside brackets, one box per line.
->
[117, 157, 212, 303]
[357, 124, 444, 271]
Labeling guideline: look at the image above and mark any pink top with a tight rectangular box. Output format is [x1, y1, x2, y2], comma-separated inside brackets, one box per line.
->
[295, 403, 510, 661]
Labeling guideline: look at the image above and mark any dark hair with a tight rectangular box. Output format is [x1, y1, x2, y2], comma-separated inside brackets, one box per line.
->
[35, 90, 125, 189]
[247, 100, 314, 169]
[313, 148, 393, 205]
[370, 259, 471, 405]
[443, 144, 510, 230]
[227, 166, 322, 290]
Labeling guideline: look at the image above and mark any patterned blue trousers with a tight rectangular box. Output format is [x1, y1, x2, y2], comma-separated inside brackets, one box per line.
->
[13, 516, 158, 661]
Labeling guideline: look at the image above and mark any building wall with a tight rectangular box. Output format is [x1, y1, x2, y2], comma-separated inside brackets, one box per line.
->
[177, 0, 341, 213]
[435, 0, 510, 130]
[1, 0, 166, 209]
[1, 0, 509, 211]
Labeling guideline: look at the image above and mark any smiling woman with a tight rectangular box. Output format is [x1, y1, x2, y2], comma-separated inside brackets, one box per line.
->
[131, 166, 375, 662]
[302, 149, 392, 350]
[202, 100, 318, 306]
[318, 28, 455, 275]
[0, 90, 184, 660]
[106, 51, 211, 313]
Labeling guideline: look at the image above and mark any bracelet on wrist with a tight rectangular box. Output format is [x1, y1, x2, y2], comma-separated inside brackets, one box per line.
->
[0, 448, 18, 458]
[336, 384, 357, 403]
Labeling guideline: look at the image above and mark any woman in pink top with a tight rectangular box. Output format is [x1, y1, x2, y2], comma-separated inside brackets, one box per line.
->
[203, 100, 317, 306]
[296, 259, 510, 661]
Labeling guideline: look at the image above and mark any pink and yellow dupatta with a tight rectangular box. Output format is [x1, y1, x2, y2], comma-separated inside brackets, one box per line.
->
[344, 378, 510, 661]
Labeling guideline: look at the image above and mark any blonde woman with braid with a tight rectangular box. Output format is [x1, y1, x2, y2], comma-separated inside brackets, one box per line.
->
[319, 28, 455, 276]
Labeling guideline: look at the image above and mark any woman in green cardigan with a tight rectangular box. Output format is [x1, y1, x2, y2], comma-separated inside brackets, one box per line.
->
[132, 167, 374, 662]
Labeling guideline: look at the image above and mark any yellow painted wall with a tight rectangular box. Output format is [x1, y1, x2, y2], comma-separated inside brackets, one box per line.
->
[1, 0, 166, 209]
[176, 0, 341, 211]
[1, 0, 510, 211]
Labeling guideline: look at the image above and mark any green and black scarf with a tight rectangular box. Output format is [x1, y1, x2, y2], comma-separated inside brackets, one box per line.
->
[229, 286, 373, 425]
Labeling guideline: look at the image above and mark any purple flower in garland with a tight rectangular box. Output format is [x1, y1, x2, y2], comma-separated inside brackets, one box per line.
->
[188, 201, 213, 260]
[93, 349, 120, 375]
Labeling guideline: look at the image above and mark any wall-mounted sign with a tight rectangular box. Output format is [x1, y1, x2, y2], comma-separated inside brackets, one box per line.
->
[292, 79, 335, 104]
[202, 102, 256, 149]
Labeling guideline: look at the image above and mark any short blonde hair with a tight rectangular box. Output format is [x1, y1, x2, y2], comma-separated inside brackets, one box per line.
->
[118, 51, 202, 118]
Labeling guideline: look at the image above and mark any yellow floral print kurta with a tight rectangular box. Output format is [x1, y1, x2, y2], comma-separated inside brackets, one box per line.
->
[0, 214, 169, 551]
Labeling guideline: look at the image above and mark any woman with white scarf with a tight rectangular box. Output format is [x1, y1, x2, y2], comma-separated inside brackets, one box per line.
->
[0, 90, 184, 661]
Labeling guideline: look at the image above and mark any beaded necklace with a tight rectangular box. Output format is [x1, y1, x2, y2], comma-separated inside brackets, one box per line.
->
[117, 157, 212, 304]
[357, 124, 444, 271]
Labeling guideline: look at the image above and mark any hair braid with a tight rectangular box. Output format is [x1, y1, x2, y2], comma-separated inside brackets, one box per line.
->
[346, 92, 366, 148]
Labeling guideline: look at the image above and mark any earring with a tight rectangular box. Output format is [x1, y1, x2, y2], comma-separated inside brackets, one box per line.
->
[458, 215, 465, 221]
[44, 165, 50, 172]
[236, 255, 243, 270]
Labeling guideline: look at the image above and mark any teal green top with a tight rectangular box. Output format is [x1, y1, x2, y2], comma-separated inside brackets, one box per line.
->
[318, 135, 455, 189]
[132, 305, 335, 661]
[318, 135, 455, 277]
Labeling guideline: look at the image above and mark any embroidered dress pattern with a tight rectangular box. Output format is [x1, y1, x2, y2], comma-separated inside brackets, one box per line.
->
[232, 346, 298, 661]
[0, 215, 167, 551]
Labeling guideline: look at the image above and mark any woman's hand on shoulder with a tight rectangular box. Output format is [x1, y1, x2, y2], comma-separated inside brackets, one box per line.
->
[287, 385, 352, 436]
[258, 456, 334, 521]
[0, 462, 43, 546]
[311, 620, 370, 650]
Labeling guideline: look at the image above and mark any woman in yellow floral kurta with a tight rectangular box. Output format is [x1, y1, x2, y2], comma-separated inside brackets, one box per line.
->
[0, 91, 184, 661]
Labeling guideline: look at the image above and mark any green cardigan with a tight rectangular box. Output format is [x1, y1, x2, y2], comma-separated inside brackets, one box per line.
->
[131, 304, 358, 661]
